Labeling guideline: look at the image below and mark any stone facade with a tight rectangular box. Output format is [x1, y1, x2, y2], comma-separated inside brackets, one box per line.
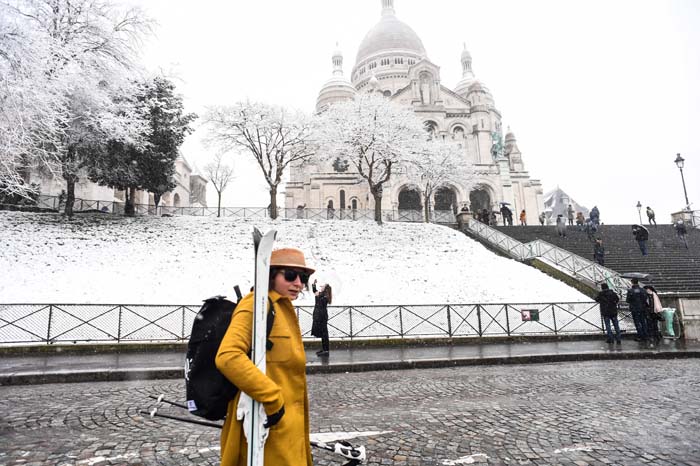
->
[28, 154, 207, 209]
[286, 0, 544, 218]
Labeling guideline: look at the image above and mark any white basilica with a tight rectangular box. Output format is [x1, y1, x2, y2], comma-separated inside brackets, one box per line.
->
[285, 0, 544, 218]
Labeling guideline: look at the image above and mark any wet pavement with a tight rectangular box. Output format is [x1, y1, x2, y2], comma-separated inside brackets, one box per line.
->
[1, 358, 700, 465]
[1, 337, 699, 385]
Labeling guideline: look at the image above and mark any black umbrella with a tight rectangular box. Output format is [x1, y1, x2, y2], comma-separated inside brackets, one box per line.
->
[632, 224, 649, 233]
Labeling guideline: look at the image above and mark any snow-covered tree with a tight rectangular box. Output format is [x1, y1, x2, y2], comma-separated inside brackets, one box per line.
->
[203, 101, 314, 219]
[89, 76, 196, 215]
[0, 0, 152, 216]
[411, 139, 477, 222]
[313, 93, 427, 224]
[204, 153, 235, 218]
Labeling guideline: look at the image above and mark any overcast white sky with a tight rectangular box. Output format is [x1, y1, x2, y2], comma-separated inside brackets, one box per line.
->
[130, 0, 700, 224]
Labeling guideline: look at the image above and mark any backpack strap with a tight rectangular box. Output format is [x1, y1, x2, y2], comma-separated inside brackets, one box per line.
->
[266, 298, 276, 351]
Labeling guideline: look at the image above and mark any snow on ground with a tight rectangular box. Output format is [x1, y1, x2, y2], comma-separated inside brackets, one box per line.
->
[0, 212, 589, 305]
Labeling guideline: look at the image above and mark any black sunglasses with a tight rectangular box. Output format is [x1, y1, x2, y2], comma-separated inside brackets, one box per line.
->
[279, 269, 310, 284]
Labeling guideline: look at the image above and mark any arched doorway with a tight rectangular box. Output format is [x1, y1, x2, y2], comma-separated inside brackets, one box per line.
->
[173, 193, 181, 208]
[398, 188, 422, 210]
[434, 187, 457, 213]
[469, 188, 491, 213]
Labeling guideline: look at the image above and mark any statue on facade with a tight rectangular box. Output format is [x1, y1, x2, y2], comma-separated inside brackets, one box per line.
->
[490, 131, 504, 159]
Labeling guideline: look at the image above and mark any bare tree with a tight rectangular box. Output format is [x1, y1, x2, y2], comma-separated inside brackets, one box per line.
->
[203, 153, 235, 217]
[313, 93, 427, 224]
[411, 139, 477, 222]
[203, 100, 314, 219]
[0, 0, 153, 216]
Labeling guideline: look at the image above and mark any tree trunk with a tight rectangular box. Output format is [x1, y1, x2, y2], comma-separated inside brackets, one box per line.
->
[153, 193, 161, 216]
[371, 186, 383, 224]
[64, 173, 76, 218]
[217, 192, 222, 218]
[269, 186, 278, 220]
[125, 187, 136, 216]
[424, 193, 430, 223]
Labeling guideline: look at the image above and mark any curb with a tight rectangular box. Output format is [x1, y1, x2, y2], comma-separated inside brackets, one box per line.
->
[2, 350, 698, 386]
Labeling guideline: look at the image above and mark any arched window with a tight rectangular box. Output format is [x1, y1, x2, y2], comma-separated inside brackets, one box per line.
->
[453, 126, 465, 139]
[340, 190, 346, 209]
[424, 120, 438, 139]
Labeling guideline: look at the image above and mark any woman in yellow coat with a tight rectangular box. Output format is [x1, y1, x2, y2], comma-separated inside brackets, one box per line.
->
[215, 248, 315, 466]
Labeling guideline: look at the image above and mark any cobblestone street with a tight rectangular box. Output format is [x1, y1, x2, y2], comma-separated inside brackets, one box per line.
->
[1, 359, 699, 466]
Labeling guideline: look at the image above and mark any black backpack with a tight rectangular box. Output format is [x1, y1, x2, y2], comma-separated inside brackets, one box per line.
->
[184, 287, 275, 421]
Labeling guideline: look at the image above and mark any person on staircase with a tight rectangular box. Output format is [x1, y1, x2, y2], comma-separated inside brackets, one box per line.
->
[539, 212, 546, 226]
[632, 225, 649, 256]
[519, 209, 527, 226]
[556, 214, 567, 237]
[646, 206, 657, 226]
[589, 206, 600, 227]
[674, 220, 688, 249]
[567, 204, 575, 226]
[593, 238, 605, 266]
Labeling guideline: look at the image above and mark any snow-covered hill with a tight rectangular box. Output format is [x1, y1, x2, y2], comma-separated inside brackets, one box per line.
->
[0, 212, 589, 305]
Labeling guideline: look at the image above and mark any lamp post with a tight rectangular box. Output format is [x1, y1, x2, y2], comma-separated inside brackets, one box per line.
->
[636, 201, 642, 224]
[674, 153, 690, 210]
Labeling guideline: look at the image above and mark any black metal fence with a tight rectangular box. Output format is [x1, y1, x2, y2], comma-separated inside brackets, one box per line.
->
[27, 195, 458, 224]
[0, 302, 637, 345]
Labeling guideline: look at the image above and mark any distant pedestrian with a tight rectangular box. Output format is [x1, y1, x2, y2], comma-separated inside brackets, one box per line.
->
[674, 220, 688, 248]
[556, 214, 566, 237]
[593, 238, 605, 266]
[595, 283, 621, 344]
[632, 225, 649, 256]
[626, 278, 649, 342]
[491, 211, 498, 226]
[590, 206, 600, 227]
[567, 204, 575, 226]
[646, 206, 657, 226]
[575, 212, 586, 230]
[519, 209, 527, 226]
[539, 212, 546, 226]
[644, 285, 663, 343]
[311, 279, 332, 357]
[584, 219, 598, 242]
[503, 206, 513, 226]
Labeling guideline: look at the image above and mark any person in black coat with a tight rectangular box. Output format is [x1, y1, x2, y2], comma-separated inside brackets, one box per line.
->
[626, 278, 650, 341]
[311, 280, 332, 356]
[632, 225, 649, 256]
[595, 283, 621, 343]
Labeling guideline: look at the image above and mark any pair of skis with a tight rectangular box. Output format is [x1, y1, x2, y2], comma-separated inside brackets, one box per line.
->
[143, 394, 366, 465]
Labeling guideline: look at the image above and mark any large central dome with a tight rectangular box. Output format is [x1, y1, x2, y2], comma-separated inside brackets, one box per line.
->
[355, 3, 426, 64]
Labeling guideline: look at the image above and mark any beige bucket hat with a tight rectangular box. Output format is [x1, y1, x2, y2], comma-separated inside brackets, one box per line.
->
[270, 248, 315, 274]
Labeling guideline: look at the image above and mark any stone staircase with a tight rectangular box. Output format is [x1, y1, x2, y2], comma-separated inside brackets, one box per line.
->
[491, 224, 700, 293]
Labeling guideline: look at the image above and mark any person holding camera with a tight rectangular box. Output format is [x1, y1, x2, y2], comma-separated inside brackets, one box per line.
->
[311, 279, 332, 357]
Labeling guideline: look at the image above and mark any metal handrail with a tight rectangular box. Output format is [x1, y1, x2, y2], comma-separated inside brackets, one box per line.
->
[0, 301, 625, 345]
[465, 219, 631, 296]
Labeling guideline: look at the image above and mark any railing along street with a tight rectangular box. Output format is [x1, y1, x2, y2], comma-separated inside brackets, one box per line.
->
[465, 219, 632, 296]
[0, 301, 633, 345]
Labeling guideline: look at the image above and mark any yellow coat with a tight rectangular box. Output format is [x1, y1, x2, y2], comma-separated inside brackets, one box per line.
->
[215, 290, 313, 466]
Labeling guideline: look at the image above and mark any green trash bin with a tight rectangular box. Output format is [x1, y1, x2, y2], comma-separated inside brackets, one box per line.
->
[662, 308, 677, 338]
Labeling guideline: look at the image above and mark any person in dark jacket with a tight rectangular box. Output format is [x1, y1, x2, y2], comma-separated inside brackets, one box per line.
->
[595, 283, 621, 344]
[311, 279, 332, 356]
[632, 225, 649, 256]
[626, 278, 649, 341]
[674, 220, 688, 248]
[593, 238, 605, 266]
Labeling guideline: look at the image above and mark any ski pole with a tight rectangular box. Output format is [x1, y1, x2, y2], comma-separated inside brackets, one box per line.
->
[141, 408, 223, 429]
[149, 394, 188, 410]
[147, 394, 367, 464]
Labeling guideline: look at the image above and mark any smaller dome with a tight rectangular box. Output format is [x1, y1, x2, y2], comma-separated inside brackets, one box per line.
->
[468, 80, 491, 94]
[461, 44, 472, 61]
[369, 74, 380, 90]
[505, 128, 516, 142]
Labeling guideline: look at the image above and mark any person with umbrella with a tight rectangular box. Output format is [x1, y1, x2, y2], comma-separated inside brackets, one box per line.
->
[632, 224, 649, 256]
[626, 278, 649, 342]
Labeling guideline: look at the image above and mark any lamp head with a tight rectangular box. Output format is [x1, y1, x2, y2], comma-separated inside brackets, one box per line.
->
[674, 153, 685, 169]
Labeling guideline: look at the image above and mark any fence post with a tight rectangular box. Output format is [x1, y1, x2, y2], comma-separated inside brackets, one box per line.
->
[477, 305, 483, 337]
[348, 307, 353, 340]
[505, 305, 511, 336]
[182, 306, 186, 340]
[399, 306, 404, 337]
[552, 305, 558, 335]
[47, 305, 53, 344]
[446, 305, 452, 337]
[117, 306, 122, 343]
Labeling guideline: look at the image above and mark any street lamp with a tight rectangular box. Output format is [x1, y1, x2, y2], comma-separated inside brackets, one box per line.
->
[636, 201, 642, 224]
[674, 153, 690, 210]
